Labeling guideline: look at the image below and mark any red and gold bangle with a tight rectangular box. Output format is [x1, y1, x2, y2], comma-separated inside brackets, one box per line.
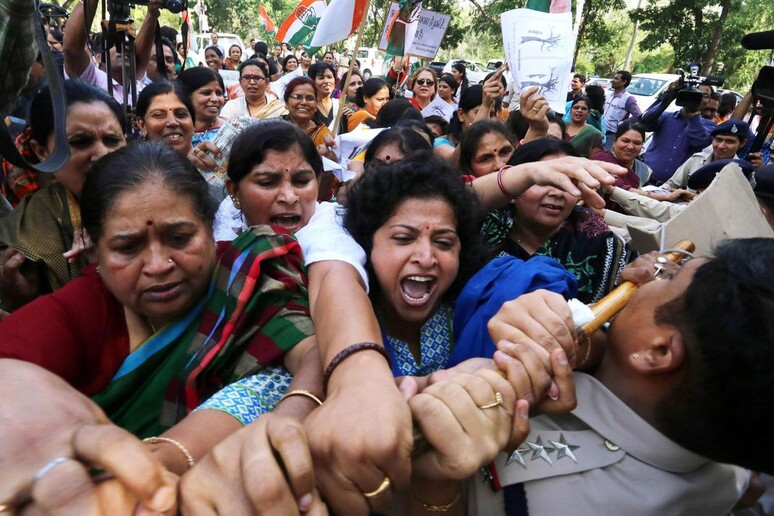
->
[496, 165, 520, 199]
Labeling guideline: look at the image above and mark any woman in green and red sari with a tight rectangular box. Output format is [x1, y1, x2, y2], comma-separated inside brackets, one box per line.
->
[0, 141, 317, 438]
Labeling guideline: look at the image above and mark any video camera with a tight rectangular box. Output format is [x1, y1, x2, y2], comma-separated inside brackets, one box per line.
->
[740, 30, 774, 154]
[107, 0, 186, 21]
[674, 62, 724, 110]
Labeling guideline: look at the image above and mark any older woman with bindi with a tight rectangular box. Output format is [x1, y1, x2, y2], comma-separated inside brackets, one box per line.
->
[0, 80, 126, 313]
[0, 140, 325, 512]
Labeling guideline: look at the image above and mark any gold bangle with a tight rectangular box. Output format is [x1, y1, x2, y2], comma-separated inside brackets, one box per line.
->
[576, 333, 593, 369]
[412, 487, 461, 512]
[279, 389, 324, 406]
[143, 436, 195, 469]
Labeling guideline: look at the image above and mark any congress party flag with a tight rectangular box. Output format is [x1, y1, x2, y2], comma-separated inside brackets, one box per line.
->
[258, 6, 277, 35]
[309, 0, 368, 47]
[276, 0, 327, 46]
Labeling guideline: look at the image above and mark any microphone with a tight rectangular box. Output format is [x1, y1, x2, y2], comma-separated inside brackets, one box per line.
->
[741, 30, 774, 50]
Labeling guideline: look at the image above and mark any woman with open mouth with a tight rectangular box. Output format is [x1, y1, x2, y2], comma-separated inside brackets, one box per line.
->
[566, 96, 604, 158]
[482, 138, 631, 303]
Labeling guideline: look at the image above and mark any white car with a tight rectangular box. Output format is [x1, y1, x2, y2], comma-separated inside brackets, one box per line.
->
[442, 59, 489, 84]
[356, 47, 384, 80]
[626, 73, 680, 113]
[189, 33, 247, 67]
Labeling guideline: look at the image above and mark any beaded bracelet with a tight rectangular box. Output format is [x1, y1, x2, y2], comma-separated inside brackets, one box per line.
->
[279, 389, 324, 406]
[323, 342, 391, 391]
[143, 436, 195, 469]
[496, 165, 520, 199]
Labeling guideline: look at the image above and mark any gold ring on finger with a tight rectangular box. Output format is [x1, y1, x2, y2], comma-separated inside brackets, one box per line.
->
[363, 476, 391, 498]
[478, 391, 503, 410]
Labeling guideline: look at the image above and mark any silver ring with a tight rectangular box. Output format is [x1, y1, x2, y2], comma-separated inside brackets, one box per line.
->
[33, 457, 73, 485]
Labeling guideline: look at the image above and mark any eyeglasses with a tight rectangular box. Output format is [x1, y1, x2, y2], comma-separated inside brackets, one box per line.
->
[289, 93, 316, 103]
[241, 75, 267, 83]
[415, 78, 435, 86]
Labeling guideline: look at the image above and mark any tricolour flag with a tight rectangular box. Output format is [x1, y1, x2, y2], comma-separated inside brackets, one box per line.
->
[309, 0, 368, 47]
[276, 0, 327, 46]
[258, 6, 277, 34]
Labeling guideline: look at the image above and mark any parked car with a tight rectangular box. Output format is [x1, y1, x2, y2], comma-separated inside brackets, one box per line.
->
[487, 58, 505, 70]
[626, 73, 680, 112]
[428, 61, 446, 76]
[356, 47, 384, 79]
[442, 59, 488, 84]
[189, 33, 247, 67]
[586, 77, 612, 90]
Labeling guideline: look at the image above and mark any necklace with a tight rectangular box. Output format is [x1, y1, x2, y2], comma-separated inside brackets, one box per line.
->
[147, 318, 158, 334]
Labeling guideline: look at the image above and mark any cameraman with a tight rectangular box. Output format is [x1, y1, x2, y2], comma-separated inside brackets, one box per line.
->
[63, 0, 163, 105]
[638, 80, 716, 185]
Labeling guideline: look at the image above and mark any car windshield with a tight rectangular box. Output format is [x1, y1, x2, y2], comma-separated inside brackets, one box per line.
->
[627, 78, 668, 96]
[357, 50, 369, 59]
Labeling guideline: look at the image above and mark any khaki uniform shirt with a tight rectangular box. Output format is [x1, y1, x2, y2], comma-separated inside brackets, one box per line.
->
[469, 373, 749, 516]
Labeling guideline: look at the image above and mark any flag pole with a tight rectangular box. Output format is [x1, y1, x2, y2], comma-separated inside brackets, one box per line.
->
[331, 0, 372, 138]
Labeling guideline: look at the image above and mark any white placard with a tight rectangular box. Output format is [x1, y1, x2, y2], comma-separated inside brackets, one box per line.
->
[334, 128, 385, 170]
[378, 3, 450, 60]
[421, 96, 456, 122]
[501, 9, 574, 113]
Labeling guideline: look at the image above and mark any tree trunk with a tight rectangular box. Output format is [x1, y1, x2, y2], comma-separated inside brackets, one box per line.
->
[691, 6, 704, 63]
[703, 0, 731, 74]
[623, 0, 642, 70]
[572, 0, 591, 69]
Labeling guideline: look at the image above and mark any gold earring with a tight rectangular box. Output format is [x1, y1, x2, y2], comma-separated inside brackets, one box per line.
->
[632, 353, 640, 360]
[231, 196, 241, 209]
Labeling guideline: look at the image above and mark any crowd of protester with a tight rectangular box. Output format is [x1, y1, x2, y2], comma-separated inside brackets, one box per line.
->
[1, 0, 774, 514]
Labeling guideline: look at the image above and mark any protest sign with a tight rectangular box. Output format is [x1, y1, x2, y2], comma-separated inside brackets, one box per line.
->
[501, 8, 573, 113]
[219, 70, 242, 99]
[627, 166, 774, 255]
[421, 96, 456, 121]
[378, 3, 450, 60]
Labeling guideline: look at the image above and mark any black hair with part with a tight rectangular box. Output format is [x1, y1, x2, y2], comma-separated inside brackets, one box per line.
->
[355, 77, 389, 108]
[176, 67, 225, 97]
[615, 119, 646, 141]
[81, 141, 216, 244]
[363, 125, 432, 164]
[136, 81, 196, 124]
[424, 115, 449, 136]
[344, 153, 487, 303]
[227, 120, 323, 182]
[369, 98, 422, 128]
[238, 59, 270, 79]
[283, 76, 317, 103]
[282, 54, 299, 72]
[718, 92, 737, 118]
[458, 119, 514, 174]
[584, 85, 605, 113]
[547, 112, 567, 138]
[438, 73, 459, 95]
[507, 138, 579, 166]
[308, 62, 336, 81]
[653, 238, 774, 474]
[446, 85, 484, 141]
[30, 80, 126, 146]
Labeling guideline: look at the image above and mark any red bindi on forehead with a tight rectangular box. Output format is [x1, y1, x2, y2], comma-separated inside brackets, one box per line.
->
[147, 220, 153, 225]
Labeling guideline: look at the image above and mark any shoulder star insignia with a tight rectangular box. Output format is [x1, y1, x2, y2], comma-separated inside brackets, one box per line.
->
[506, 445, 531, 468]
[549, 433, 580, 463]
[526, 436, 554, 465]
